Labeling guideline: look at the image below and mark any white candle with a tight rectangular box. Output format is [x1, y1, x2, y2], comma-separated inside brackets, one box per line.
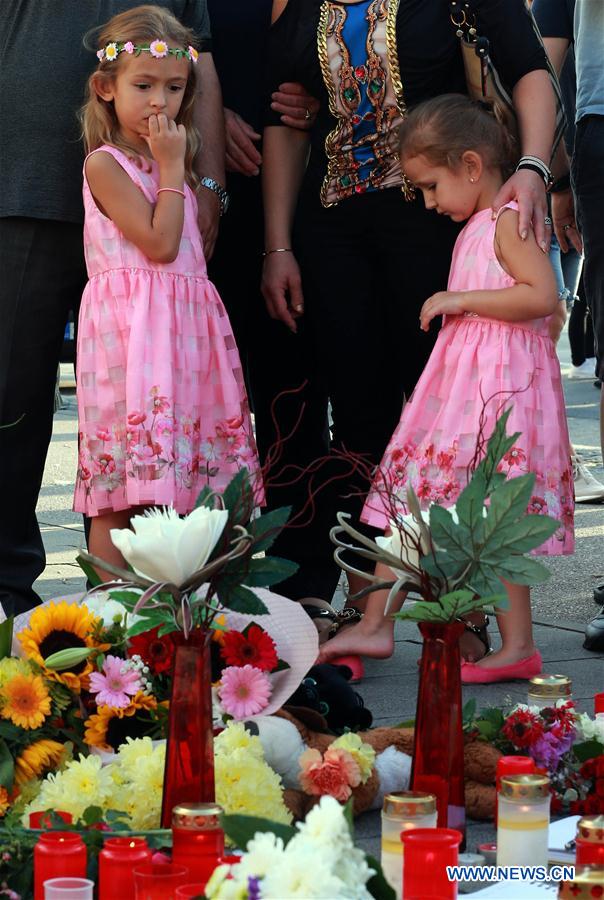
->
[497, 775, 550, 868]
[527, 674, 572, 709]
[381, 792, 437, 898]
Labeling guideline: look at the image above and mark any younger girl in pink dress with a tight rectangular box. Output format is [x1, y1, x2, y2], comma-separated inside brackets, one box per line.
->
[74, 7, 261, 575]
[321, 94, 574, 683]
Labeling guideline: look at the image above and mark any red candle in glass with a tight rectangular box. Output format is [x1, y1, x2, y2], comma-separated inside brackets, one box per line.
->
[171, 802, 225, 884]
[33, 832, 86, 900]
[401, 828, 462, 899]
[575, 816, 604, 866]
[595, 693, 604, 714]
[495, 756, 536, 825]
[29, 810, 73, 829]
[98, 836, 152, 899]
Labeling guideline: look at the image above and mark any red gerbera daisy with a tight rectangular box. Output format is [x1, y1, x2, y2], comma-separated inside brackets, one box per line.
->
[502, 708, 544, 749]
[220, 625, 278, 672]
[128, 626, 175, 675]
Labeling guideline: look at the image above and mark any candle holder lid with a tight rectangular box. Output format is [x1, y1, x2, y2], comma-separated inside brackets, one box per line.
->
[527, 673, 572, 697]
[577, 816, 604, 844]
[172, 802, 223, 830]
[558, 865, 604, 898]
[500, 773, 549, 799]
[382, 791, 437, 817]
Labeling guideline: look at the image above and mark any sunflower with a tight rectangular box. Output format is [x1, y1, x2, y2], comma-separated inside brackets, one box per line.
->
[85, 692, 157, 751]
[1, 673, 51, 729]
[15, 739, 66, 785]
[18, 601, 106, 692]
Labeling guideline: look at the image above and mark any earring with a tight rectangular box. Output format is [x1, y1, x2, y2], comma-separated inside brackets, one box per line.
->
[469, 177, 475, 183]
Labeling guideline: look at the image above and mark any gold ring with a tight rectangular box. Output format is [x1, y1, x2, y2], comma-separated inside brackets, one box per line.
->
[562, 223, 573, 231]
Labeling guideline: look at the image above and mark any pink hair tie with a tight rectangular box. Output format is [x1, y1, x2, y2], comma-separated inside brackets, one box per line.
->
[157, 187, 185, 198]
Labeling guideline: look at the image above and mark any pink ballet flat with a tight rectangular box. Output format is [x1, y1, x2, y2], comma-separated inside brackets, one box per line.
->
[460, 650, 542, 684]
[331, 655, 365, 684]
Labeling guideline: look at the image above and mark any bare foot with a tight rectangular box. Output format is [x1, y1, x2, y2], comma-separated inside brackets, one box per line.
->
[469, 646, 537, 669]
[317, 621, 395, 663]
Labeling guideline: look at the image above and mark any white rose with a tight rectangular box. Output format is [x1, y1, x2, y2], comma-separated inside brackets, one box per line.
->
[110, 505, 228, 587]
[376, 511, 430, 578]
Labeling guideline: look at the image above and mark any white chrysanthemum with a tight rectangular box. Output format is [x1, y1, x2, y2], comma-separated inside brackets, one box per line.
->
[238, 832, 285, 878]
[576, 712, 604, 742]
[262, 849, 344, 898]
[295, 795, 352, 848]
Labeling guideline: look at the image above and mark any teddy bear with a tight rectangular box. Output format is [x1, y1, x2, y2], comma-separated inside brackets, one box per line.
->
[245, 710, 501, 821]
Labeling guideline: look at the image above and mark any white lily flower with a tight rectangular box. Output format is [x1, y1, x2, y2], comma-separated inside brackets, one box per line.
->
[110, 505, 228, 587]
[376, 511, 431, 578]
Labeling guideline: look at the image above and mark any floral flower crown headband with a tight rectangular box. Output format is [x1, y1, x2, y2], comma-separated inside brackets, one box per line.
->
[96, 39, 198, 64]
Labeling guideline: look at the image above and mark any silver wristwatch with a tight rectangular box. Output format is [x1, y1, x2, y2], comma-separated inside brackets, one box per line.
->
[200, 176, 230, 215]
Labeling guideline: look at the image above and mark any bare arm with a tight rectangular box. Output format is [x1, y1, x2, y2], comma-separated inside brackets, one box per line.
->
[261, 124, 310, 331]
[86, 117, 186, 264]
[420, 210, 557, 330]
[194, 53, 225, 260]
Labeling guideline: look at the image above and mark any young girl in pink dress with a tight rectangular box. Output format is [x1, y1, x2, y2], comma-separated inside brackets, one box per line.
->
[74, 7, 261, 576]
[321, 94, 574, 683]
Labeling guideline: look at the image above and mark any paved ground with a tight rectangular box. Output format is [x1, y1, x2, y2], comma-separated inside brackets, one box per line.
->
[38, 333, 604, 868]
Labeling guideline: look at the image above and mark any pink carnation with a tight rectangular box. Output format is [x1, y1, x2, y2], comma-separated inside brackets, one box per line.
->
[218, 664, 271, 719]
[124, 41, 135, 54]
[299, 747, 361, 802]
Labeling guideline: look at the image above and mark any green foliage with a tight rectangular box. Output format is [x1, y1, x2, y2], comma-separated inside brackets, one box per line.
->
[220, 812, 297, 848]
[0, 736, 14, 790]
[0, 616, 14, 660]
[366, 854, 397, 900]
[216, 583, 269, 615]
[75, 555, 102, 588]
[573, 739, 604, 763]
[249, 506, 292, 554]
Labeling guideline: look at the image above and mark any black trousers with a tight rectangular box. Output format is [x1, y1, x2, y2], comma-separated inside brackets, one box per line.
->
[209, 174, 338, 601]
[294, 187, 460, 538]
[573, 115, 604, 381]
[0, 218, 87, 616]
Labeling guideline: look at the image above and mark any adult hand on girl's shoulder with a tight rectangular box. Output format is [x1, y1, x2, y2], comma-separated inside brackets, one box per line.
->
[419, 291, 466, 331]
[144, 114, 186, 168]
[492, 168, 549, 253]
[261, 251, 304, 333]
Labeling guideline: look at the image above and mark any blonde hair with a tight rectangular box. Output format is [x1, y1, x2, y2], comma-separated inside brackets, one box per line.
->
[81, 5, 200, 188]
[398, 94, 518, 179]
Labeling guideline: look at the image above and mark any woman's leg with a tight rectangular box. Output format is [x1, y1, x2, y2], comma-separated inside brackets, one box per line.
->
[318, 562, 406, 660]
[89, 508, 135, 582]
[471, 582, 536, 668]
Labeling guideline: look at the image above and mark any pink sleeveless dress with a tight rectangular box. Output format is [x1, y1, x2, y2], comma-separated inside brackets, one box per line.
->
[362, 203, 574, 555]
[74, 146, 262, 517]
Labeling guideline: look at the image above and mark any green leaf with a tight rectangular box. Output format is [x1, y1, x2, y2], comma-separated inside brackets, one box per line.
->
[492, 555, 552, 586]
[462, 698, 477, 727]
[395, 600, 451, 623]
[220, 813, 296, 849]
[157, 622, 179, 638]
[429, 506, 473, 562]
[250, 505, 292, 553]
[76, 554, 102, 587]
[217, 583, 268, 615]
[222, 468, 254, 524]
[194, 484, 216, 509]
[343, 798, 354, 835]
[242, 556, 299, 587]
[0, 737, 14, 791]
[82, 806, 104, 826]
[481, 515, 560, 559]
[482, 473, 535, 542]
[455, 477, 487, 532]
[105, 590, 144, 608]
[0, 616, 14, 660]
[126, 612, 175, 638]
[421, 552, 464, 581]
[366, 853, 397, 900]
[464, 562, 506, 598]
[573, 739, 604, 763]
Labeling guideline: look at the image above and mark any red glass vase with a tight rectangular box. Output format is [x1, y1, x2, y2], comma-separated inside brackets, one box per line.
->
[411, 620, 466, 848]
[160, 628, 215, 827]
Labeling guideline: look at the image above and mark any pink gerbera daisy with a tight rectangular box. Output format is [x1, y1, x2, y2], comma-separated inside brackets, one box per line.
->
[218, 665, 271, 719]
[89, 655, 142, 709]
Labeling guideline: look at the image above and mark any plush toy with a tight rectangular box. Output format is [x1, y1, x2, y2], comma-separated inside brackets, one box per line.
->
[286, 663, 373, 732]
[245, 712, 502, 821]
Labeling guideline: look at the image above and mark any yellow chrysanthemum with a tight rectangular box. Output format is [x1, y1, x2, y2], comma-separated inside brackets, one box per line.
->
[84, 692, 157, 751]
[0, 785, 9, 817]
[15, 739, 66, 785]
[330, 733, 376, 783]
[0, 673, 51, 729]
[18, 601, 105, 693]
[0, 657, 31, 688]
[215, 721, 264, 760]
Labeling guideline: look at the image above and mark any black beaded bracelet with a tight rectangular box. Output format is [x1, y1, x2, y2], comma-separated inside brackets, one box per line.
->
[516, 161, 553, 189]
[550, 173, 571, 194]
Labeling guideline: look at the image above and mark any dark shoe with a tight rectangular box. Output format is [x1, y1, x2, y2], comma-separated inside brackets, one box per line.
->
[594, 584, 604, 606]
[583, 605, 604, 652]
[459, 615, 491, 661]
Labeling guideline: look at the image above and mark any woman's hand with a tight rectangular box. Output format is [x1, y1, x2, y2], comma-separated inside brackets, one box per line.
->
[271, 82, 320, 130]
[261, 251, 304, 333]
[420, 291, 466, 331]
[552, 189, 583, 255]
[225, 108, 263, 176]
[146, 114, 186, 168]
[492, 169, 549, 252]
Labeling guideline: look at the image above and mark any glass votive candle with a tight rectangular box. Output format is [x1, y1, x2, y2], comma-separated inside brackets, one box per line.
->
[576, 816, 604, 866]
[44, 878, 94, 900]
[171, 802, 224, 885]
[30, 810, 73, 828]
[527, 674, 572, 709]
[497, 774, 550, 867]
[381, 791, 437, 898]
[495, 756, 536, 825]
[99, 836, 153, 899]
[133, 863, 189, 900]
[558, 865, 604, 897]
[175, 885, 207, 899]
[34, 832, 87, 900]
[401, 828, 462, 899]
[595, 693, 604, 715]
